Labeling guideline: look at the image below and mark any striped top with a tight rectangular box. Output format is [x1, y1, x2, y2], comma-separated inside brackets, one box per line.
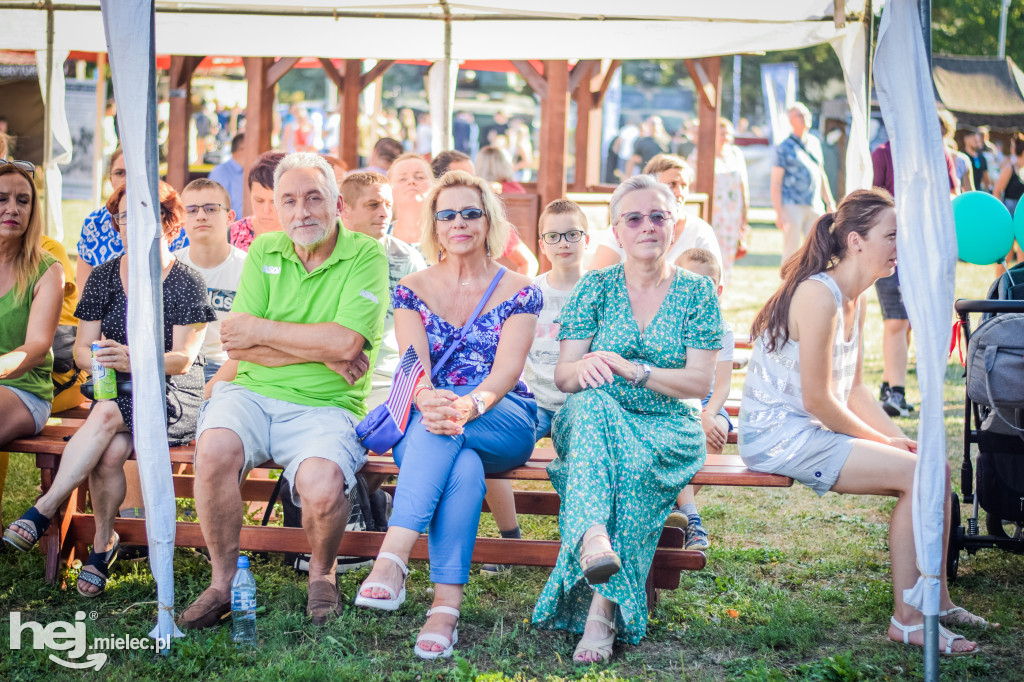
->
[738, 272, 859, 471]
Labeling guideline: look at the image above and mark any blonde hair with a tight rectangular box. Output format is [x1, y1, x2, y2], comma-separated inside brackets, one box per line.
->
[643, 153, 695, 184]
[539, 198, 588, 233]
[475, 145, 516, 183]
[0, 164, 44, 302]
[419, 170, 510, 265]
[387, 152, 431, 182]
[677, 247, 721, 284]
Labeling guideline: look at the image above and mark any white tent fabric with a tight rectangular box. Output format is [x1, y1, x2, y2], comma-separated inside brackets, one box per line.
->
[874, 0, 956, 629]
[100, 0, 183, 649]
[35, 48, 72, 240]
[7, 1, 865, 58]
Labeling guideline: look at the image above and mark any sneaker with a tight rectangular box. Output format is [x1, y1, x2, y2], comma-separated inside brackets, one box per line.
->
[479, 563, 513, 577]
[665, 506, 689, 529]
[291, 553, 373, 574]
[684, 519, 710, 550]
[881, 390, 914, 418]
[879, 384, 891, 402]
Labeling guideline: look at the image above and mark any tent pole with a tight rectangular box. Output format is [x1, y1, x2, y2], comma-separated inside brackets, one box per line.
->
[918, 1, 939, 679]
[92, 53, 106, 207]
[42, 2, 54, 235]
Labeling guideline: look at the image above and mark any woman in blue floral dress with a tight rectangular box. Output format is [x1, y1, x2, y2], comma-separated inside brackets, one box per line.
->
[355, 171, 541, 660]
[532, 175, 723, 662]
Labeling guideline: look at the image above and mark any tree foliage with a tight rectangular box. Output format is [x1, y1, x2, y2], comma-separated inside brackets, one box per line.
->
[932, 0, 1023, 66]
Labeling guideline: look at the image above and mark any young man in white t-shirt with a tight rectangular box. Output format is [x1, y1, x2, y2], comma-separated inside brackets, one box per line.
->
[175, 178, 247, 388]
[480, 199, 590, 577]
[667, 247, 734, 550]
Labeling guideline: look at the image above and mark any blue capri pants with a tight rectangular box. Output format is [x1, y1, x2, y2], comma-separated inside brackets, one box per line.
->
[389, 384, 538, 584]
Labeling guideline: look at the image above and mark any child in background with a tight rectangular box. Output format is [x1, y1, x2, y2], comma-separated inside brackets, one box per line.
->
[667, 247, 734, 550]
[479, 199, 589, 576]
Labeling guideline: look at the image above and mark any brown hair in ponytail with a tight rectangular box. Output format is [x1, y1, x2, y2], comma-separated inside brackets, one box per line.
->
[751, 187, 894, 351]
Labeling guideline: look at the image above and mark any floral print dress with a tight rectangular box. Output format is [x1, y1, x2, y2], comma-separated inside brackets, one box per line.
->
[532, 264, 723, 643]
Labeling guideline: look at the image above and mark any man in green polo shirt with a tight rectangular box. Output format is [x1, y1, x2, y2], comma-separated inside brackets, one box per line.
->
[180, 153, 388, 629]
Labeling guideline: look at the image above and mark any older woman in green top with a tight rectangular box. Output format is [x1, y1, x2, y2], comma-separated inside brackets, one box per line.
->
[0, 161, 63, 519]
[532, 174, 723, 663]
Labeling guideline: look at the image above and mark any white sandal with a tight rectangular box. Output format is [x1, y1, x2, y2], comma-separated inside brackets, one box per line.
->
[938, 606, 999, 630]
[573, 614, 616, 663]
[889, 616, 978, 656]
[353, 551, 408, 611]
[414, 605, 459, 660]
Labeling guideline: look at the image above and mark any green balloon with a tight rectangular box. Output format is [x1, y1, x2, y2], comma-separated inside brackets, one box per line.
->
[1015, 200, 1024, 248]
[953, 191, 1014, 265]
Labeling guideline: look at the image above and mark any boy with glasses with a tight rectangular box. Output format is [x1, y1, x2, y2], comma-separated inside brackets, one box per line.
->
[174, 178, 247, 387]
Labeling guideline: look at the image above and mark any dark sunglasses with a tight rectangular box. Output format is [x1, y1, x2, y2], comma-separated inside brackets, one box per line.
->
[620, 210, 673, 229]
[0, 159, 35, 177]
[541, 229, 586, 245]
[435, 207, 484, 222]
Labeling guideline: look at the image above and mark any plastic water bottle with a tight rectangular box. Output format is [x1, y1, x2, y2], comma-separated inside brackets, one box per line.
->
[230, 556, 257, 646]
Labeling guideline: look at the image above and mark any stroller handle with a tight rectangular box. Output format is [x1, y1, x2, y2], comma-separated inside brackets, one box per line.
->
[954, 299, 1024, 315]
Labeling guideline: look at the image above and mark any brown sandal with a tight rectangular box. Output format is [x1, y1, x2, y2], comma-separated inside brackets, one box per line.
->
[307, 580, 342, 626]
[178, 589, 231, 630]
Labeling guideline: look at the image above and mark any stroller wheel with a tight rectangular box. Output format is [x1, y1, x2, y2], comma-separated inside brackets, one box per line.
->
[947, 492, 962, 583]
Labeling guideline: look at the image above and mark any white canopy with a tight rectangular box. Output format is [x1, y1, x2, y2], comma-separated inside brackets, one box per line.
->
[6, 1, 866, 59]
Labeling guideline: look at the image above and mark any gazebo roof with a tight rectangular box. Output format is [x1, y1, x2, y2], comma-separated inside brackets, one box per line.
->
[933, 54, 1024, 131]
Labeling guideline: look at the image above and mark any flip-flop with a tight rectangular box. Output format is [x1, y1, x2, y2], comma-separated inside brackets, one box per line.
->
[177, 589, 231, 630]
[3, 507, 52, 553]
[76, 532, 120, 598]
[939, 606, 1000, 630]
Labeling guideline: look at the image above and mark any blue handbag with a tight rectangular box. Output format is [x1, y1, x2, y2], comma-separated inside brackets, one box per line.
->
[356, 267, 506, 453]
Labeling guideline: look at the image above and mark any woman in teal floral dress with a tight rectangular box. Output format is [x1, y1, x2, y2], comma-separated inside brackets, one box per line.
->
[532, 175, 723, 662]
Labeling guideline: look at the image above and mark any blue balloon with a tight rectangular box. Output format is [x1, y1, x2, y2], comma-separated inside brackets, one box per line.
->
[952, 191, 1014, 265]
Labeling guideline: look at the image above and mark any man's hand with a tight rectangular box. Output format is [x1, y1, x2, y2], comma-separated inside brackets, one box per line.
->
[326, 352, 370, 385]
[220, 313, 265, 353]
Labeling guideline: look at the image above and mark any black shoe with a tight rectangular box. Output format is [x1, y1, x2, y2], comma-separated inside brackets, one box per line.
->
[881, 391, 914, 418]
[879, 384, 891, 402]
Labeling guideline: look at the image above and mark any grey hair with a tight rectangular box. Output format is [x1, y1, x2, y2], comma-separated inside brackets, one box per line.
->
[609, 174, 677, 223]
[273, 152, 339, 206]
[788, 102, 811, 121]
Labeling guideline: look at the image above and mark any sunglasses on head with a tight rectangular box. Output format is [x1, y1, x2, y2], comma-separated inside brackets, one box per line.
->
[619, 210, 673, 229]
[0, 159, 35, 177]
[435, 207, 484, 222]
[541, 229, 586, 245]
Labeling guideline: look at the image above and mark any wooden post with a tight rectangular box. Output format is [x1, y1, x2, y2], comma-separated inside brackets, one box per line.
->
[339, 59, 363, 170]
[166, 56, 202, 192]
[687, 57, 722, 220]
[242, 57, 275, 216]
[570, 60, 619, 192]
[534, 60, 570, 272]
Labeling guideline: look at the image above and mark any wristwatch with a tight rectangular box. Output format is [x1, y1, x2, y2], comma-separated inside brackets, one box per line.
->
[634, 363, 652, 388]
[469, 391, 487, 416]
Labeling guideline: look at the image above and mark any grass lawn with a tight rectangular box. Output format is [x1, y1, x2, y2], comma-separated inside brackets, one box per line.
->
[2, 222, 1022, 680]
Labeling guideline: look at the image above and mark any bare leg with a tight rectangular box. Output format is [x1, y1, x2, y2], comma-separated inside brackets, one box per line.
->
[119, 460, 144, 512]
[78, 432, 133, 594]
[0, 387, 37, 446]
[483, 479, 518, 532]
[416, 583, 463, 654]
[575, 591, 617, 663]
[193, 428, 246, 600]
[832, 440, 976, 653]
[881, 319, 910, 387]
[293, 457, 349, 585]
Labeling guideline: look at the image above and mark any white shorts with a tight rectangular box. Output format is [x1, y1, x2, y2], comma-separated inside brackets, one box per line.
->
[3, 385, 51, 434]
[196, 382, 367, 507]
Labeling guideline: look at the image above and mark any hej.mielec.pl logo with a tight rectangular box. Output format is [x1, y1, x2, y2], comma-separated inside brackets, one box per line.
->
[10, 610, 171, 670]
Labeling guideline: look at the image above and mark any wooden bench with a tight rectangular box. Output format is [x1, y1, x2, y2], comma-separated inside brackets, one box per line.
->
[10, 409, 789, 609]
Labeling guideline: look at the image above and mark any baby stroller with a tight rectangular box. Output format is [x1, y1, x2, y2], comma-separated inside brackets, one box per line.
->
[948, 263, 1024, 580]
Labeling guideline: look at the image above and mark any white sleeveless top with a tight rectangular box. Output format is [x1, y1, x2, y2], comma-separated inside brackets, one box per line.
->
[738, 273, 859, 471]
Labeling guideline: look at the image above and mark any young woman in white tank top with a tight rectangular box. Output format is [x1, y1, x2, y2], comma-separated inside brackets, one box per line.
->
[739, 188, 992, 655]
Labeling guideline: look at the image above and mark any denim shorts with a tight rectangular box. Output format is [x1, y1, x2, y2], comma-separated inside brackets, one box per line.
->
[2, 385, 51, 434]
[874, 269, 908, 320]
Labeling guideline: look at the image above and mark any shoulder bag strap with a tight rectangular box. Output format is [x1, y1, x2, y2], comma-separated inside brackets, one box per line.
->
[429, 267, 507, 381]
[788, 134, 822, 167]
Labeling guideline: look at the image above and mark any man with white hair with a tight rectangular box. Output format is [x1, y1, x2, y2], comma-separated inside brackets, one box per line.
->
[179, 152, 389, 629]
[770, 102, 836, 262]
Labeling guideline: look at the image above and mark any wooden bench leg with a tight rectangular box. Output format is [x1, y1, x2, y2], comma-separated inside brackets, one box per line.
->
[646, 526, 688, 611]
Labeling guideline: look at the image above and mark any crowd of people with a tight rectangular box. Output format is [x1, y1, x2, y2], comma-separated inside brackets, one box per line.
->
[0, 104, 1001, 662]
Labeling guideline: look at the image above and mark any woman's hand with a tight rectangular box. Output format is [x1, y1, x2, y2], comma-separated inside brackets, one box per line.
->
[700, 410, 727, 450]
[886, 436, 918, 453]
[92, 338, 131, 373]
[585, 351, 637, 381]
[416, 388, 472, 435]
[575, 354, 615, 389]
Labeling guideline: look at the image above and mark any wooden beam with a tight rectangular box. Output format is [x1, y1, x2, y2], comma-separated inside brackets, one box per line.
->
[242, 57, 275, 216]
[569, 59, 600, 93]
[360, 59, 395, 90]
[692, 57, 722, 220]
[318, 57, 344, 91]
[338, 59, 362, 170]
[511, 60, 548, 100]
[593, 59, 621, 108]
[166, 55, 203, 192]
[834, 0, 846, 29]
[570, 61, 602, 192]
[266, 56, 300, 88]
[536, 60, 570, 272]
